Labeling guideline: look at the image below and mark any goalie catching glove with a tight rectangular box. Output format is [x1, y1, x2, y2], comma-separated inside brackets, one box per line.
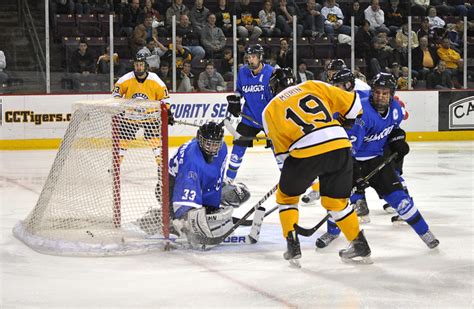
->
[221, 182, 251, 207]
[172, 206, 234, 248]
[226, 94, 242, 117]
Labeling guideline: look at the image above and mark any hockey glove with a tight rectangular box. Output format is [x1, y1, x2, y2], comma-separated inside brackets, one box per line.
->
[167, 108, 175, 126]
[226, 94, 241, 117]
[388, 128, 409, 159]
[353, 160, 369, 193]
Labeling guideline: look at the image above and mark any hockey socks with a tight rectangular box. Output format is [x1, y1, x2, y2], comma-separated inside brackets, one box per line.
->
[226, 145, 247, 181]
[279, 207, 299, 238]
[384, 191, 429, 235]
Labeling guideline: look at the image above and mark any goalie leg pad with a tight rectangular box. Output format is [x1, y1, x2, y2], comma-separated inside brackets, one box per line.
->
[221, 182, 251, 207]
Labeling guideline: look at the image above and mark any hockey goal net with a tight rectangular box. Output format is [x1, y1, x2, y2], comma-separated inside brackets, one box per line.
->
[13, 99, 170, 256]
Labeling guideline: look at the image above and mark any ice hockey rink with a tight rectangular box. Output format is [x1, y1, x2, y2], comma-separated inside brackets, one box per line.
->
[1, 141, 473, 308]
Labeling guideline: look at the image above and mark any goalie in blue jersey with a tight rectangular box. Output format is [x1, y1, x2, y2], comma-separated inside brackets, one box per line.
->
[137, 122, 250, 247]
[225, 44, 275, 182]
[316, 72, 439, 250]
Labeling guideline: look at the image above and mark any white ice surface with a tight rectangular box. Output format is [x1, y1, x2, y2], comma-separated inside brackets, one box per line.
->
[1, 142, 473, 308]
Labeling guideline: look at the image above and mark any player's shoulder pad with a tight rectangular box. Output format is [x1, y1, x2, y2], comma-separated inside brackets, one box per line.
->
[146, 72, 167, 88]
[116, 71, 135, 84]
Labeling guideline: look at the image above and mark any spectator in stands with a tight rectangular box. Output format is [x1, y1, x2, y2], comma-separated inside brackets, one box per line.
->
[413, 35, 439, 80]
[411, 0, 430, 16]
[364, 0, 390, 34]
[177, 60, 196, 92]
[319, 58, 331, 81]
[259, 0, 281, 37]
[437, 37, 462, 87]
[355, 19, 374, 60]
[131, 16, 157, 55]
[0, 50, 8, 85]
[367, 37, 393, 78]
[447, 0, 470, 17]
[201, 13, 227, 59]
[215, 0, 233, 36]
[353, 65, 367, 82]
[70, 39, 95, 74]
[158, 61, 173, 89]
[176, 14, 206, 65]
[189, 0, 209, 32]
[96, 46, 125, 76]
[220, 48, 234, 80]
[395, 21, 419, 50]
[397, 66, 412, 90]
[321, 0, 351, 36]
[344, 1, 365, 27]
[144, 0, 167, 36]
[276, 38, 293, 68]
[300, 0, 324, 38]
[417, 17, 439, 47]
[385, 0, 406, 35]
[447, 20, 465, 54]
[121, 0, 145, 37]
[275, 0, 303, 37]
[427, 7, 445, 30]
[427, 61, 454, 89]
[391, 38, 408, 66]
[235, 0, 263, 40]
[50, 0, 75, 15]
[138, 37, 168, 72]
[296, 60, 314, 83]
[162, 35, 193, 70]
[166, 0, 189, 31]
[198, 62, 226, 92]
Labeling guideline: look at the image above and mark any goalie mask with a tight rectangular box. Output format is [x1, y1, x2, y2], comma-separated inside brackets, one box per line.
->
[331, 68, 355, 92]
[197, 121, 224, 163]
[269, 68, 295, 96]
[370, 73, 396, 114]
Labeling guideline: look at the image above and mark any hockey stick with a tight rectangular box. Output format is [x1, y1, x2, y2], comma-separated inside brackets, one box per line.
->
[233, 205, 279, 226]
[294, 152, 399, 237]
[174, 120, 201, 127]
[223, 118, 270, 142]
[200, 184, 278, 245]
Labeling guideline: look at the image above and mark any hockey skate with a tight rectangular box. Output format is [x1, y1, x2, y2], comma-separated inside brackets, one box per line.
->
[382, 203, 396, 214]
[283, 231, 301, 267]
[316, 232, 339, 248]
[391, 215, 406, 226]
[420, 230, 440, 249]
[301, 190, 320, 205]
[354, 199, 370, 223]
[339, 230, 373, 264]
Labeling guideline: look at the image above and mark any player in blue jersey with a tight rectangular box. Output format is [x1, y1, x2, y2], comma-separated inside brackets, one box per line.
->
[139, 122, 250, 247]
[225, 44, 275, 182]
[316, 72, 439, 250]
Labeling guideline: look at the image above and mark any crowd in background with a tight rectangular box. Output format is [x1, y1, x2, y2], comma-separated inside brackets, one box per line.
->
[22, 0, 474, 91]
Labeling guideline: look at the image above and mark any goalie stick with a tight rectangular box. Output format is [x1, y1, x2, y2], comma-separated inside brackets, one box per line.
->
[233, 205, 279, 226]
[294, 152, 399, 237]
[198, 184, 278, 246]
[221, 206, 265, 245]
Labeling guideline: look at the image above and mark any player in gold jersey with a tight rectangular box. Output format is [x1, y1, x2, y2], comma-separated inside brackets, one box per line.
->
[112, 53, 174, 165]
[262, 68, 372, 264]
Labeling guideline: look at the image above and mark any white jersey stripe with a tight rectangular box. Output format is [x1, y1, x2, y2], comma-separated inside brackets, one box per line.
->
[289, 125, 348, 152]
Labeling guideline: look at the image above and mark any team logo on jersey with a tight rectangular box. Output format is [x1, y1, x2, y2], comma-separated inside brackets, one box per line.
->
[364, 125, 394, 142]
[242, 84, 265, 93]
[187, 171, 198, 180]
[132, 93, 149, 100]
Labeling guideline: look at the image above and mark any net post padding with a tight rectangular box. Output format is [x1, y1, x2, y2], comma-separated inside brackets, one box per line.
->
[13, 100, 170, 256]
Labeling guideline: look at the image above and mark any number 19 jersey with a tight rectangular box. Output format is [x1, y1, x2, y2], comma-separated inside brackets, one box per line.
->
[262, 80, 362, 162]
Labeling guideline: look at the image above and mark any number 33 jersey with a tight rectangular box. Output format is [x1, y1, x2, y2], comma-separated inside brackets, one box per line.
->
[262, 80, 362, 163]
[169, 139, 228, 210]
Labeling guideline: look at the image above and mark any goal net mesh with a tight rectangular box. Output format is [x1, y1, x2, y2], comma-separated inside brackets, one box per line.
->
[13, 99, 170, 256]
